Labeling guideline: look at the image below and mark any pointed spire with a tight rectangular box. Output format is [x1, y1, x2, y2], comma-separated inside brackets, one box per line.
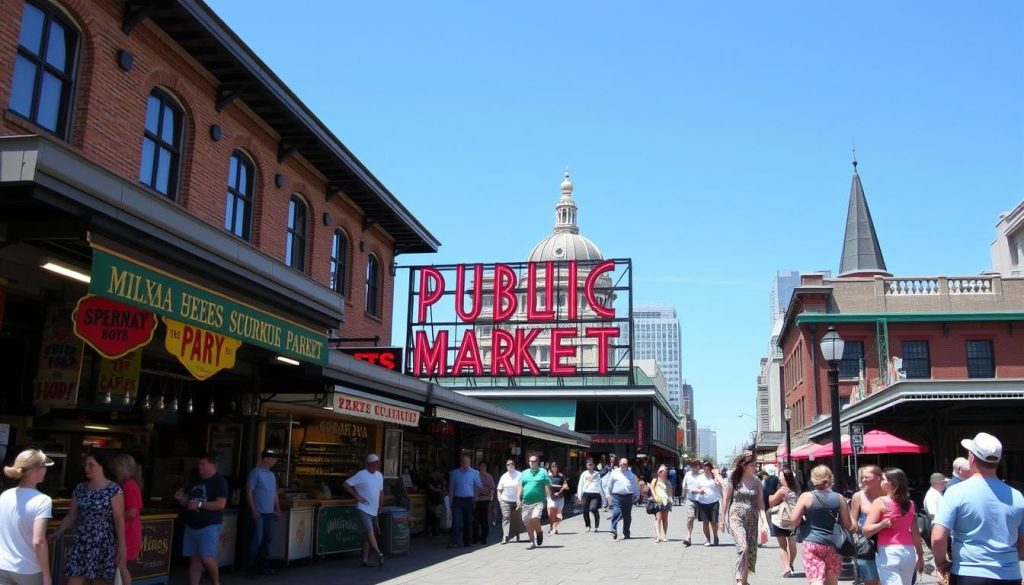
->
[839, 160, 891, 278]
[553, 168, 579, 234]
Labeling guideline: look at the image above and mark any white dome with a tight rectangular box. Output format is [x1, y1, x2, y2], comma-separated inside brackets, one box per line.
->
[527, 232, 604, 263]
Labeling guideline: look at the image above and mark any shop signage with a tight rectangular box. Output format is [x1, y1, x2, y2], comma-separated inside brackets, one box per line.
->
[333, 392, 420, 427]
[406, 260, 632, 378]
[97, 350, 142, 403]
[316, 505, 363, 554]
[89, 246, 327, 365]
[636, 416, 647, 449]
[72, 295, 157, 359]
[33, 306, 84, 410]
[163, 317, 241, 381]
[318, 420, 369, 438]
[590, 436, 634, 445]
[338, 346, 403, 372]
[127, 516, 174, 579]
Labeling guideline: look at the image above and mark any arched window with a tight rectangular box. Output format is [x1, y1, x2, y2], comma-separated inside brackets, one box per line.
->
[224, 151, 254, 240]
[285, 196, 307, 271]
[9, 1, 79, 137]
[329, 229, 349, 294]
[365, 255, 380, 316]
[139, 89, 183, 198]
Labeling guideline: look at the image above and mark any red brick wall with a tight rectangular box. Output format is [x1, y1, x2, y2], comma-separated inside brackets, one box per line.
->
[0, 0, 397, 343]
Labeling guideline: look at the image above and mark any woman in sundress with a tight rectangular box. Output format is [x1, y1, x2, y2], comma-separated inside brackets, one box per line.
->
[51, 452, 126, 585]
[720, 452, 768, 585]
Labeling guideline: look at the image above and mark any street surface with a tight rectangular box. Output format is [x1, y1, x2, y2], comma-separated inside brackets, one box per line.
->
[221, 509, 946, 585]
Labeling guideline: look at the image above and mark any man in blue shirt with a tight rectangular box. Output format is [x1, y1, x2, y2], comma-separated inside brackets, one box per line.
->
[245, 449, 281, 576]
[932, 432, 1024, 585]
[448, 454, 483, 548]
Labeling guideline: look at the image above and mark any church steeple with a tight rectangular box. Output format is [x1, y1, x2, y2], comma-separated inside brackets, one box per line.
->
[839, 158, 891, 278]
[553, 168, 579, 234]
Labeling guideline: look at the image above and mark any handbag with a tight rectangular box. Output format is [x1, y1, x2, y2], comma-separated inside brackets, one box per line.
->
[646, 500, 659, 515]
[852, 531, 876, 560]
[771, 497, 796, 530]
[814, 492, 857, 556]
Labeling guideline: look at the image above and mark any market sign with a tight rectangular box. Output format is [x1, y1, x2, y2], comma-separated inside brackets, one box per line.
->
[33, 306, 84, 409]
[636, 416, 647, 449]
[97, 350, 142, 403]
[316, 505, 363, 554]
[406, 259, 632, 377]
[163, 317, 241, 381]
[73, 295, 157, 359]
[128, 516, 174, 580]
[333, 392, 420, 427]
[89, 246, 327, 365]
[337, 346, 402, 372]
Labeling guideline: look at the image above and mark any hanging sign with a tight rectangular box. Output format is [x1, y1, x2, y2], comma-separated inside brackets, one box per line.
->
[332, 392, 420, 427]
[97, 350, 143, 403]
[89, 246, 327, 365]
[33, 306, 85, 409]
[162, 317, 241, 381]
[337, 346, 403, 372]
[636, 416, 647, 450]
[73, 295, 157, 359]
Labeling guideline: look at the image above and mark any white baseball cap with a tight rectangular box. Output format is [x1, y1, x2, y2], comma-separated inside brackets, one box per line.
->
[961, 432, 1002, 463]
[366, 453, 380, 463]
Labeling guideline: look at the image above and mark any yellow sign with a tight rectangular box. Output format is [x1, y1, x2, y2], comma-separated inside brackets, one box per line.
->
[97, 350, 142, 402]
[162, 318, 241, 381]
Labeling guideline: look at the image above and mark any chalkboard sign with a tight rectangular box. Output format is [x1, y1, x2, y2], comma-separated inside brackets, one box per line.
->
[316, 505, 363, 555]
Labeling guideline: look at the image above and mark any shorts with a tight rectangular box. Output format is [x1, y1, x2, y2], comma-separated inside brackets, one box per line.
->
[854, 556, 880, 582]
[547, 497, 564, 511]
[696, 501, 719, 523]
[358, 511, 378, 534]
[183, 524, 222, 557]
[684, 499, 698, 517]
[772, 524, 793, 537]
[803, 541, 842, 581]
[0, 570, 44, 585]
[520, 502, 544, 521]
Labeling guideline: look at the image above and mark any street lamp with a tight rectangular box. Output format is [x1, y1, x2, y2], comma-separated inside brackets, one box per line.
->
[819, 326, 846, 494]
[783, 406, 793, 472]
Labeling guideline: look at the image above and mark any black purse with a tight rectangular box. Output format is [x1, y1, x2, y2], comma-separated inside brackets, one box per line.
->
[814, 492, 857, 557]
[646, 500, 659, 515]
[852, 532, 877, 560]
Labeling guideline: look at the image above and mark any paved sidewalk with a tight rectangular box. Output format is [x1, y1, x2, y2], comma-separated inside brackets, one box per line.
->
[223, 507, 838, 585]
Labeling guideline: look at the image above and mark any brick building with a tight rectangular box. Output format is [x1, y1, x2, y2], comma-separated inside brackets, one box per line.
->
[777, 164, 1024, 482]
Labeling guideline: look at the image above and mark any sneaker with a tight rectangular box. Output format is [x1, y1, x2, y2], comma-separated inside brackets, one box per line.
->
[704, 542, 712, 547]
[502, 536, 510, 545]
[527, 542, 537, 550]
[585, 526, 591, 533]
[683, 539, 692, 547]
[537, 532, 543, 546]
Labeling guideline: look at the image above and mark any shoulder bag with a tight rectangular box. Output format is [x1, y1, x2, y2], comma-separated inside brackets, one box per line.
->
[770, 491, 796, 530]
[813, 491, 857, 557]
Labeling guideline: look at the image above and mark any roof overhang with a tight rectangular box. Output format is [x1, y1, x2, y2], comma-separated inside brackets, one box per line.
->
[128, 0, 440, 254]
[796, 312, 1024, 324]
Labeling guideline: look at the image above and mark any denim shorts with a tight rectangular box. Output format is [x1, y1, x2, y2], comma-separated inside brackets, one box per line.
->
[855, 556, 880, 581]
[183, 524, 222, 557]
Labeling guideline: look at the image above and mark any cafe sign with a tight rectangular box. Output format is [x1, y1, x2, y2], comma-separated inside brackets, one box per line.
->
[333, 392, 420, 427]
[163, 318, 241, 381]
[89, 246, 327, 365]
[73, 295, 157, 359]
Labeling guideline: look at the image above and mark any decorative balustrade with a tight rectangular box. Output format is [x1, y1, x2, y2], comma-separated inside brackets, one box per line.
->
[948, 278, 992, 294]
[886, 278, 939, 295]
[884, 276, 994, 296]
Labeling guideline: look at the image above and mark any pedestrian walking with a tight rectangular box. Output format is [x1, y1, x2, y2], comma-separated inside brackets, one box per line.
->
[51, 452, 126, 585]
[645, 465, 673, 543]
[681, 459, 703, 546]
[244, 449, 281, 576]
[170, 454, 228, 585]
[447, 454, 483, 549]
[932, 432, 1024, 585]
[768, 468, 800, 577]
[496, 461, 521, 544]
[945, 457, 971, 489]
[473, 461, 495, 544]
[921, 472, 947, 575]
[697, 461, 724, 546]
[849, 465, 884, 585]
[0, 449, 54, 585]
[862, 468, 924, 585]
[343, 454, 385, 566]
[605, 458, 640, 540]
[720, 452, 767, 585]
[110, 454, 143, 585]
[424, 468, 445, 537]
[790, 465, 854, 585]
[546, 462, 569, 535]
[577, 458, 603, 533]
[516, 455, 551, 549]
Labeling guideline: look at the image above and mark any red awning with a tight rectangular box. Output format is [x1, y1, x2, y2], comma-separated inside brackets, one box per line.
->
[808, 430, 928, 459]
[789, 443, 821, 461]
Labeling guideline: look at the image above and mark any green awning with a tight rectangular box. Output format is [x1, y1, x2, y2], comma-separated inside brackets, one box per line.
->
[492, 399, 576, 431]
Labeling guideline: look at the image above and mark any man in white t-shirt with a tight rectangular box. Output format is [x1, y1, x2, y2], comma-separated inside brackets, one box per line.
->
[681, 460, 704, 546]
[343, 454, 385, 567]
[495, 460, 522, 544]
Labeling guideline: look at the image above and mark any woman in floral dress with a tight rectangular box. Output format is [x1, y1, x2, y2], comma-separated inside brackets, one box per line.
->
[720, 452, 767, 585]
[51, 453, 126, 585]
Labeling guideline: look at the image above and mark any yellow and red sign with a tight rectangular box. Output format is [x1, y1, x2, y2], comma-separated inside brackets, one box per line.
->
[97, 350, 142, 403]
[162, 317, 241, 381]
[73, 295, 157, 359]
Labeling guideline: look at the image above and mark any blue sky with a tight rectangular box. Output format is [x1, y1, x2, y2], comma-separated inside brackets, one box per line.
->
[208, 1, 1023, 460]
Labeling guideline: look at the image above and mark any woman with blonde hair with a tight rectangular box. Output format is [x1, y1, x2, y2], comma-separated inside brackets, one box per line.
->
[111, 454, 143, 585]
[645, 465, 673, 542]
[0, 449, 55, 585]
[790, 465, 855, 585]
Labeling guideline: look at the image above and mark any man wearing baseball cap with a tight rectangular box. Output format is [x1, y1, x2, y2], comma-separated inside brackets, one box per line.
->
[344, 454, 385, 567]
[932, 432, 1024, 585]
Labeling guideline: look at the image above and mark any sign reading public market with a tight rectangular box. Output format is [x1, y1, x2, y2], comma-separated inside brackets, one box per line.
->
[405, 259, 633, 377]
[89, 246, 327, 365]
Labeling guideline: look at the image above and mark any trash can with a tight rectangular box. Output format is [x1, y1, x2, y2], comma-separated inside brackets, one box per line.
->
[379, 506, 410, 557]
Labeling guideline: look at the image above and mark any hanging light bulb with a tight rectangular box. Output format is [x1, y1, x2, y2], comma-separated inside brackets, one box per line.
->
[157, 394, 165, 410]
[171, 396, 179, 412]
[208, 400, 216, 415]
[104, 391, 112, 404]
[142, 392, 152, 410]
[124, 391, 133, 406]
[187, 397, 194, 414]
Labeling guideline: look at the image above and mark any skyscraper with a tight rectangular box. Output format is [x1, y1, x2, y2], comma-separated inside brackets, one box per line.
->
[631, 305, 683, 414]
[680, 381, 696, 452]
[697, 426, 718, 462]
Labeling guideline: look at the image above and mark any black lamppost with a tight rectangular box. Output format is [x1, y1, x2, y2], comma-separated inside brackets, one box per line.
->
[819, 326, 846, 494]
[783, 406, 793, 472]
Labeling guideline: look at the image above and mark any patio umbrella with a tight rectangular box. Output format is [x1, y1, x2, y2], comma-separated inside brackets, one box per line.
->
[808, 430, 928, 459]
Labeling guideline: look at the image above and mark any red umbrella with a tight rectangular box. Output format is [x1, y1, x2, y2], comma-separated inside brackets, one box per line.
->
[789, 443, 821, 461]
[809, 430, 928, 459]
